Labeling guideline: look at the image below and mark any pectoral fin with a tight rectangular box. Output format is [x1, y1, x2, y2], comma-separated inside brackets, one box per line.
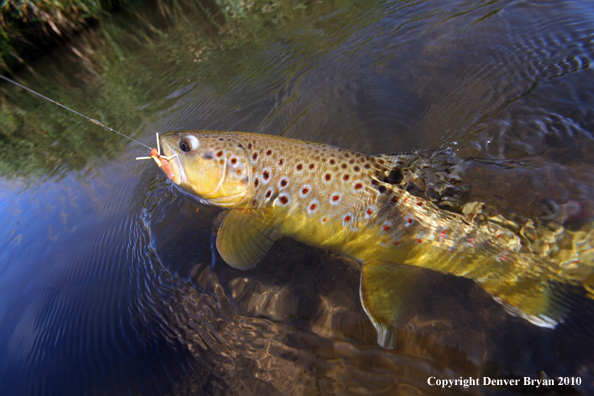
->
[360, 261, 427, 349]
[216, 208, 280, 270]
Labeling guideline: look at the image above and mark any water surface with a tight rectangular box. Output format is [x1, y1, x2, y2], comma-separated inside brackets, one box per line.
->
[1, 0, 594, 394]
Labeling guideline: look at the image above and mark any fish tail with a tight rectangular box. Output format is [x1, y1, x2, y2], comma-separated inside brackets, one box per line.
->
[461, 253, 594, 333]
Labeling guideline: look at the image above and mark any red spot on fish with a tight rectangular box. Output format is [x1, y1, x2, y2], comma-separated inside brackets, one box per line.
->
[325, 174, 332, 181]
[310, 203, 317, 210]
[254, 178, 259, 187]
[344, 215, 352, 222]
[279, 196, 289, 204]
[407, 218, 413, 224]
[417, 201, 423, 207]
[279, 159, 284, 165]
[309, 163, 315, 169]
[383, 225, 390, 231]
[366, 209, 372, 215]
[216, 151, 223, 158]
[296, 164, 303, 171]
[332, 194, 340, 202]
[231, 158, 237, 164]
[265, 190, 272, 198]
[417, 238, 422, 244]
[440, 230, 447, 238]
[322, 217, 327, 223]
[280, 179, 288, 187]
[252, 152, 258, 160]
[343, 174, 350, 181]
[468, 238, 474, 244]
[302, 187, 310, 194]
[394, 241, 399, 246]
[266, 150, 272, 155]
[263, 171, 270, 180]
[354, 183, 363, 190]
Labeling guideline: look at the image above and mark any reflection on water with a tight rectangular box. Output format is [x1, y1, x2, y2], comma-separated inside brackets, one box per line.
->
[1, 0, 594, 394]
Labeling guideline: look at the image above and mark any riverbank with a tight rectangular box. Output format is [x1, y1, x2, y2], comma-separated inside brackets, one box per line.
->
[0, 0, 137, 72]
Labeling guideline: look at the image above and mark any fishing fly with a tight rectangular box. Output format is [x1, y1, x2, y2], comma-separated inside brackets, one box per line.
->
[0, 73, 176, 179]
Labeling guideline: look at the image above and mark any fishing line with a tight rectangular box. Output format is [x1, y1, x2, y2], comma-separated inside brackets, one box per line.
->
[0, 74, 153, 150]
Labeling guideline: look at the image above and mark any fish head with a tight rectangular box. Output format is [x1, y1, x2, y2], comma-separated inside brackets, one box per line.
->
[159, 131, 252, 208]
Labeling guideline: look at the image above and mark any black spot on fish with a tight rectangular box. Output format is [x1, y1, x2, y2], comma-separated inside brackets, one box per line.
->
[384, 168, 403, 184]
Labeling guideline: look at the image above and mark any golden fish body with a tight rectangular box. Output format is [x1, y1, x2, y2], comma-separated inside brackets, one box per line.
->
[160, 130, 592, 347]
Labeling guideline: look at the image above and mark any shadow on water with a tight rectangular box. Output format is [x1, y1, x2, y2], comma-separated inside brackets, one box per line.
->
[1, 0, 594, 394]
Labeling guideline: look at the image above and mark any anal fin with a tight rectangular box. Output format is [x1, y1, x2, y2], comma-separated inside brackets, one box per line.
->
[216, 207, 280, 270]
[360, 261, 427, 349]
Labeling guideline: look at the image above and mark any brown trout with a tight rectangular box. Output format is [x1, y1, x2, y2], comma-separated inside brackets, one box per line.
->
[157, 130, 593, 347]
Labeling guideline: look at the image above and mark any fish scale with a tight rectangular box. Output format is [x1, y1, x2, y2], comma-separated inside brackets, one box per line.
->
[158, 130, 593, 348]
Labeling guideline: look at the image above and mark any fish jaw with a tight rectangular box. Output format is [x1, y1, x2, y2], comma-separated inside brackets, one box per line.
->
[160, 137, 185, 186]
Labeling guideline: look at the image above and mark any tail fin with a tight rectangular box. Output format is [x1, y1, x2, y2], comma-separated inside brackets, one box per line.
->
[547, 281, 594, 337]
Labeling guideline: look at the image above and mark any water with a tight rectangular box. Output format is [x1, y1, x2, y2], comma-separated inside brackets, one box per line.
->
[1, 0, 593, 394]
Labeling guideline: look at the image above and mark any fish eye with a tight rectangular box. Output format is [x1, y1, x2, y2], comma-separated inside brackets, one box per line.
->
[179, 136, 199, 152]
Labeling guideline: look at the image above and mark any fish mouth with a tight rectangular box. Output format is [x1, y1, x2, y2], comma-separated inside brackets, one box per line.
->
[160, 139, 185, 185]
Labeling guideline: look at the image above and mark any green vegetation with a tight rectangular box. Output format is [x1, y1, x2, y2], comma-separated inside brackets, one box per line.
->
[0, 0, 361, 180]
[0, 0, 137, 72]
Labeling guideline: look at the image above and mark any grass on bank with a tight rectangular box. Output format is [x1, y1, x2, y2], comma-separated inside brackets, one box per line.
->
[0, 0, 136, 72]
